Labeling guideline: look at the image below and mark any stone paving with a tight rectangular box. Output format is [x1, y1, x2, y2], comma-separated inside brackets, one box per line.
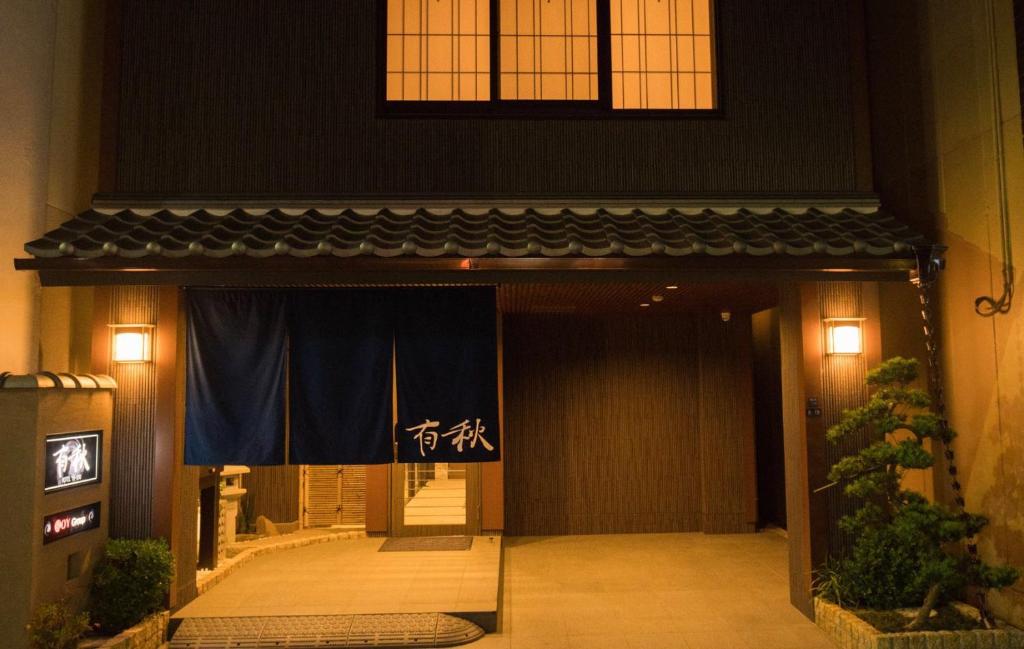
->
[175, 535, 501, 619]
[173, 529, 835, 648]
[468, 531, 836, 649]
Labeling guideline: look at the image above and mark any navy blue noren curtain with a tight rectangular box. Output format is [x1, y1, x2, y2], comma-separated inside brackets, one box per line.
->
[395, 287, 500, 463]
[288, 290, 394, 464]
[185, 290, 287, 465]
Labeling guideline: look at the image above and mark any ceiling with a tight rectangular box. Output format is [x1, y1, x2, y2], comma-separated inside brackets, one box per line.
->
[497, 281, 779, 315]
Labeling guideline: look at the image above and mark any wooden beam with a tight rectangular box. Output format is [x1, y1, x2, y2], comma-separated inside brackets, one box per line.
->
[151, 287, 181, 541]
[90, 286, 111, 375]
[481, 312, 505, 533]
[779, 282, 830, 618]
[800, 283, 830, 580]
[364, 465, 390, 535]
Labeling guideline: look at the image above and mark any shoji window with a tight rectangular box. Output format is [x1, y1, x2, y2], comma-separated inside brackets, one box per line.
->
[499, 0, 598, 100]
[385, 0, 716, 111]
[386, 0, 491, 101]
[611, 0, 715, 109]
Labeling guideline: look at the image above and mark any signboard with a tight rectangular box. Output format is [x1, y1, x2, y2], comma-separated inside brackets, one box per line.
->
[42, 502, 101, 545]
[44, 431, 102, 493]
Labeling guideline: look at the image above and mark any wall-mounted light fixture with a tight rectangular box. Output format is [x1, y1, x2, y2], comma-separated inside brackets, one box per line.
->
[109, 324, 155, 363]
[824, 318, 865, 355]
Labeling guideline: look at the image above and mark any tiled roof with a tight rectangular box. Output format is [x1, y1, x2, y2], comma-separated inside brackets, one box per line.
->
[0, 373, 116, 389]
[24, 205, 925, 260]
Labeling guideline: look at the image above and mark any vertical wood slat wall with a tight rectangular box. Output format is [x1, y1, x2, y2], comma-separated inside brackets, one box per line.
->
[340, 465, 367, 526]
[817, 281, 875, 560]
[246, 466, 301, 525]
[698, 314, 758, 533]
[95, 286, 197, 606]
[260, 465, 366, 528]
[107, 286, 159, 539]
[302, 466, 341, 527]
[112, 1, 862, 196]
[502, 312, 757, 536]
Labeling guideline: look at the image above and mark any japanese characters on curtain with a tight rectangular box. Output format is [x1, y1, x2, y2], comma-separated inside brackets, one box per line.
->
[395, 287, 500, 463]
[185, 290, 287, 465]
[288, 290, 394, 464]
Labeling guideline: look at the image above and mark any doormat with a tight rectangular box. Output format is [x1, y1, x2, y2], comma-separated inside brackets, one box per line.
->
[379, 536, 474, 552]
[169, 613, 484, 648]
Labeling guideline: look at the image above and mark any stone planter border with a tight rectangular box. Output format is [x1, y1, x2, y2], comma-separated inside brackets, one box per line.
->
[80, 611, 169, 649]
[815, 597, 1024, 649]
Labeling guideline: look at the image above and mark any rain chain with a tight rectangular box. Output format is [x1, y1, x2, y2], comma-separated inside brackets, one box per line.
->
[913, 246, 994, 629]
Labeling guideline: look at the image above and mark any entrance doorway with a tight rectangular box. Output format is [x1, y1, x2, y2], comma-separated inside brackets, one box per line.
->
[390, 462, 481, 536]
[498, 281, 779, 536]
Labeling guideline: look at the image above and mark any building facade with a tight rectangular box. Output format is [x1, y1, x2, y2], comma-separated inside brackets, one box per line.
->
[3, 0, 1022, 629]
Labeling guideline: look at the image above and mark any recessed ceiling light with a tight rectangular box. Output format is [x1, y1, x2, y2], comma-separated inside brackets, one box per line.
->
[652, 295, 664, 302]
[665, 285, 679, 290]
[640, 303, 650, 308]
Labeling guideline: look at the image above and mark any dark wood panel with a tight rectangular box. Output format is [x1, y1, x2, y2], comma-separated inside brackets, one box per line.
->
[698, 313, 757, 533]
[778, 282, 815, 617]
[246, 466, 300, 524]
[111, 0, 859, 196]
[503, 312, 755, 535]
[752, 308, 787, 529]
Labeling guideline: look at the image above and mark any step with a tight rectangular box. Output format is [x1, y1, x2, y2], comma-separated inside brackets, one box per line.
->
[169, 613, 485, 648]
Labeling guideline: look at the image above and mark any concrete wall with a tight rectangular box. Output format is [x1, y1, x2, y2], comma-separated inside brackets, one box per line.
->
[0, 0, 104, 375]
[867, 0, 1024, 625]
[40, 0, 105, 374]
[0, 1, 55, 374]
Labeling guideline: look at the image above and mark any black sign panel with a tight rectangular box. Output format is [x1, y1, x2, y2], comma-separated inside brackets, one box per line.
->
[44, 431, 102, 493]
[43, 502, 101, 545]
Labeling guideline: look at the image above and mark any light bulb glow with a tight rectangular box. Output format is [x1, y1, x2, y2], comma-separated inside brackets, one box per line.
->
[825, 319, 864, 355]
[110, 325, 154, 362]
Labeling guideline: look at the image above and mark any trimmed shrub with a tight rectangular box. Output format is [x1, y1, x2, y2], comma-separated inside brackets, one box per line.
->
[823, 357, 1019, 629]
[26, 600, 90, 649]
[88, 538, 174, 634]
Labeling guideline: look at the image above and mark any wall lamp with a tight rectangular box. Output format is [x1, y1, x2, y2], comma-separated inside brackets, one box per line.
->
[824, 318, 865, 355]
[109, 324, 155, 363]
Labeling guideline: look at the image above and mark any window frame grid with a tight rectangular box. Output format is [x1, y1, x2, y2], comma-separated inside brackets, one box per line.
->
[377, 0, 723, 118]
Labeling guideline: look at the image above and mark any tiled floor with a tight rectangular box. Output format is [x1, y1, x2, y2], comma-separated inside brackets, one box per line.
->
[174, 530, 835, 648]
[404, 478, 468, 526]
[469, 532, 836, 649]
[174, 535, 501, 618]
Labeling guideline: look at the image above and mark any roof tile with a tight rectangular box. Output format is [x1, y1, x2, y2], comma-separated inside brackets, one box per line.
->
[24, 205, 925, 261]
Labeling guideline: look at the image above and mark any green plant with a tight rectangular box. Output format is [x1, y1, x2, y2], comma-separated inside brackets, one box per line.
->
[26, 600, 90, 649]
[812, 558, 849, 607]
[825, 357, 1019, 630]
[88, 538, 174, 634]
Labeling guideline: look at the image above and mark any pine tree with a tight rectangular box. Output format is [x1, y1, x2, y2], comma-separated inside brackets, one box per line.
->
[826, 357, 1018, 630]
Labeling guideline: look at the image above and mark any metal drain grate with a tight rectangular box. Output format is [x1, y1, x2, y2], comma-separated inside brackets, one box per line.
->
[378, 536, 473, 552]
[169, 613, 485, 648]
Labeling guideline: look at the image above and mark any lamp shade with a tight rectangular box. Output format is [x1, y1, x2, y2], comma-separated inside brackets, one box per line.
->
[109, 324, 154, 362]
[824, 318, 865, 355]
